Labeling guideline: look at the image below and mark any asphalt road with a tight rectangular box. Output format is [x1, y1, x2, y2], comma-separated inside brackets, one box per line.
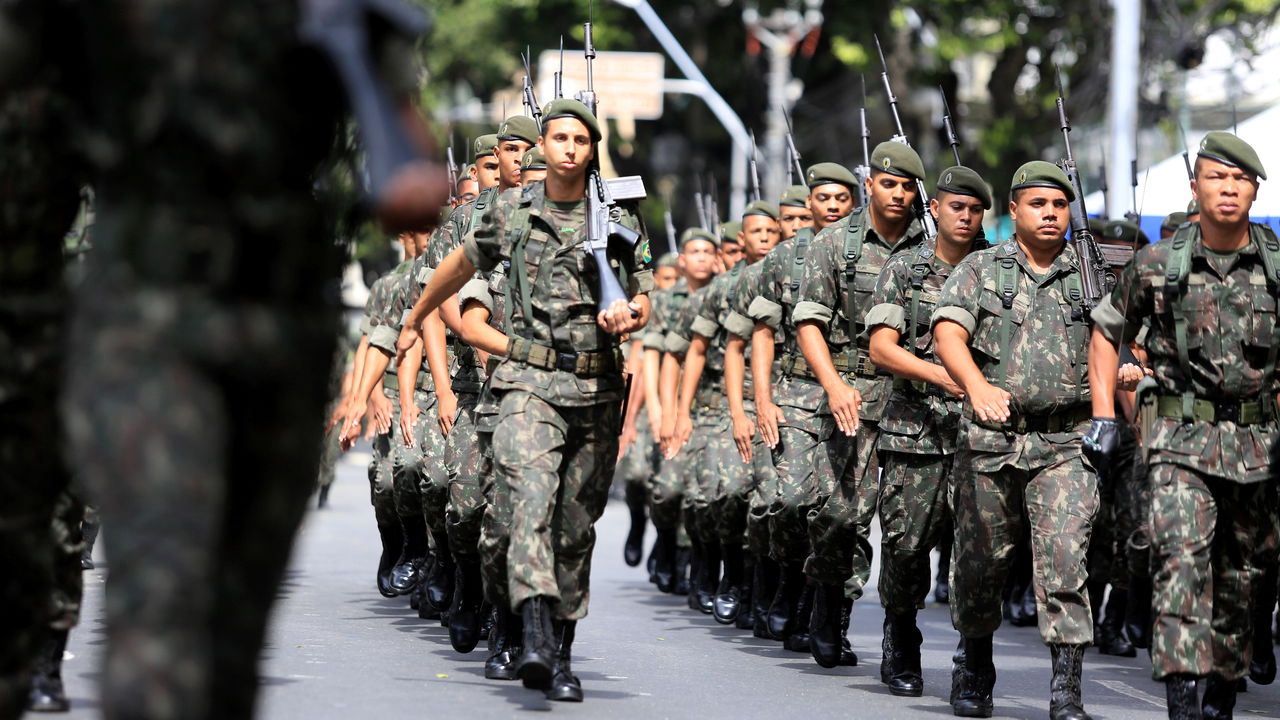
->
[60, 451, 1280, 719]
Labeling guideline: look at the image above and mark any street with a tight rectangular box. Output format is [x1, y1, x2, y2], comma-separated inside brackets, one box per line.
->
[61, 450, 1280, 719]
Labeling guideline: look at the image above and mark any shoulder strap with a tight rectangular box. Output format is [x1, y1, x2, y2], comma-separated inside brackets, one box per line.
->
[1254, 225, 1280, 417]
[506, 188, 539, 335]
[789, 228, 812, 292]
[905, 246, 933, 355]
[842, 213, 867, 344]
[995, 253, 1019, 388]
[1162, 225, 1197, 420]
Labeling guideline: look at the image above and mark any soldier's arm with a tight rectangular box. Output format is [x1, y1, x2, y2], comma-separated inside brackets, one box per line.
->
[670, 334, 709, 458]
[397, 341, 423, 446]
[460, 300, 509, 357]
[866, 260, 962, 395]
[1088, 259, 1149, 418]
[932, 261, 1010, 424]
[658, 352, 681, 448]
[423, 308, 457, 435]
[793, 232, 860, 436]
[724, 334, 754, 462]
[644, 347, 663, 433]
[751, 323, 782, 448]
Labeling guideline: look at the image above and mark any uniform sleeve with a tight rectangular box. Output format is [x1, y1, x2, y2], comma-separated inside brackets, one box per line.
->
[458, 276, 495, 314]
[663, 293, 700, 355]
[623, 206, 655, 295]
[1090, 250, 1151, 345]
[864, 255, 909, 333]
[792, 228, 840, 328]
[690, 279, 723, 340]
[641, 292, 669, 351]
[461, 193, 510, 273]
[369, 273, 411, 353]
[931, 256, 982, 336]
[746, 253, 784, 330]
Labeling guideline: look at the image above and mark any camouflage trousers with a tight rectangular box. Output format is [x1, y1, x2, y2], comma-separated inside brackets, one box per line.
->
[391, 387, 432, 521]
[368, 387, 401, 526]
[317, 401, 341, 491]
[617, 411, 659, 492]
[475, 405, 508, 607]
[399, 388, 449, 534]
[649, 446, 686, 533]
[681, 405, 730, 545]
[49, 491, 88, 632]
[1148, 463, 1279, 680]
[949, 445, 1098, 645]
[444, 392, 482, 558]
[712, 401, 775, 549]
[804, 421, 881, 598]
[878, 451, 952, 613]
[491, 391, 621, 619]
[769, 406, 848, 567]
[745, 431, 778, 560]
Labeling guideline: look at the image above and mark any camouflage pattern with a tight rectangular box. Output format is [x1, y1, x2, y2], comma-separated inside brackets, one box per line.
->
[877, 453, 954, 613]
[794, 208, 926, 593]
[643, 278, 690, 534]
[931, 240, 1097, 645]
[444, 392, 483, 557]
[463, 263, 508, 586]
[616, 411, 659, 492]
[48, 491, 87, 632]
[1091, 222, 1280, 679]
[462, 181, 651, 618]
[362, 275, 400, 524]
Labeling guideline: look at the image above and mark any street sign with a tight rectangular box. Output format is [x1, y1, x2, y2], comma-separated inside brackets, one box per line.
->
[537, 50, 665, 120]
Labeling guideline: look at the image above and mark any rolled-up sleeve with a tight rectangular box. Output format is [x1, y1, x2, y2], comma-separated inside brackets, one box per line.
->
[864, 303, 905, 332]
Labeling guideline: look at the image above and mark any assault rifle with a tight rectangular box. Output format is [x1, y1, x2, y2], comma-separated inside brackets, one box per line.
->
[873, 38, 936, 241]
[1053, 68, 1108, 315]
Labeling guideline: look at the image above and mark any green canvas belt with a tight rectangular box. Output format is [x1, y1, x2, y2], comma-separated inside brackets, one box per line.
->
[1154, 394, 1271, 425]
[505, 337, 620, 377]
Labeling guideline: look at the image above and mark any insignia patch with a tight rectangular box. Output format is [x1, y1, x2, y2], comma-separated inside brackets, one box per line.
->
[1019, 171, 1028, 182]
[945, 172, 953, 185]
[882, 158, 892, 170]
[641, 239, 652, 264]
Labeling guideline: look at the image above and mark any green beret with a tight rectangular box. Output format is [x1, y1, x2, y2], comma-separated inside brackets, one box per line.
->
[1197, 130, 1266, 181]
[1010, 160, 1075, 202]
[540, 98, 601, 142]
[805, 162, 858, 190]
[656, 252, 679, 269]
[1161, 211, 1188, 235]
[720, 220, 743, 244]
[870, 141, 926, 182]
[742, 200, 779, 221]
[1099, 219, 1149, 247]
[520, 148, 546, 170]
[497, 115, 539, 146]
[779, 185, 809, 207]
[935, 165, 993, 210]
[680, 228, 718, 250]
[473, 134, 498, 161]
[1186, 200, 1200, 216]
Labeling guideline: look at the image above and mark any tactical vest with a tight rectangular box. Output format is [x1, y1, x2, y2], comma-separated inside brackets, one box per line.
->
[987, 245, 1086, 391]
[840, 211, 880, 351]
[903, 244, 939, 356]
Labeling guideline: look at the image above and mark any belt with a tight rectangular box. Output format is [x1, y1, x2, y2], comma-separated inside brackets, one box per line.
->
[505, 337, 620, 377]
[894, 377, 951, 398]
[1154, 394, 1271, 425]
[383, 370, 431, 394]
[694, 385, 724, 410]
[964, 404, 1091, 433]
[781, 350, 879, 381]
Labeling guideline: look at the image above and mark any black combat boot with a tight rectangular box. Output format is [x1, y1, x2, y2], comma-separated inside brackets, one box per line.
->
[414, 564, 440, 620]
[1125, 535, 1154, 649]
[838, 598, 857, 666]
[376, 519, 404, 598]
[783, 583, 814, 653]
[449, 557, 485, 653]
[546, 620, 584, 702]
[1164, 675, 1201, 720]
[951, 635, 995, 718]
[27, 629, 70, 712]
[883, 610, 923, 697]
[81, 511, 100, 569]
[647, 538, 658, 582]
[1251, 563, 1278, 685]
[317, 482, 331, 509]
[1097, 589, 1137, 657]
[935, 536, 952, 604]
[424, 531, 455, 612]
[1049, 644, 1091, 720]
[623, 483, 647, 567]
[686, 538, 704, 610]
[485, 608, 523, 681]
[390, 514, 430, 595]
[768, 563, 804, 639]
[753, 558, 780, 639]
[516, 596, 557, 690]
[735, 558, 756, 631]
[1202, 674, 1237, 720]
[653, 528, 678, 592]
[673, 546, 691, 596]
[713, 542, 745, 624]
[696, 540, 721, 614]
[809, 582, 845, 668]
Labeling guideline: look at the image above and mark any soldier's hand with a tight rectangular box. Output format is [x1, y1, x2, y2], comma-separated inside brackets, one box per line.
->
[597, 298, 644, 335]
[732, 411, 755, 463]
[370, 392, 393, 435]
[659, 415, 676, 453]
[666, 412, 693, 460]
[828, 382, 862, 437]
[969, 382, 1012, 424]
[437, 390, 458, 436]
[757, 400, 784, 449]
[618, 422, 637, 461]
[1082, 417, 1122, 483]
[339, 401, 368, 446]
[400, 401, 420, 448]
[327, 399, 349, 432]
[1117, 363, 1151, 391]
[395, 325, 422, 367]
[646, 404, 663, 440]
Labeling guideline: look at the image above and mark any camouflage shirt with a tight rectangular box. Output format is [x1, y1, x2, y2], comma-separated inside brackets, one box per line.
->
[461, 182, 653, 406]
[864, 245, 964, 455]
[1092, 222, 1280, 483]
[793, 207, 926, 421]
[641, 277, 689, 353]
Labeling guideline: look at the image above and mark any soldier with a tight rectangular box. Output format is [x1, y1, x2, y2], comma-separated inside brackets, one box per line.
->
[933, 161, 1104, 720]
[473, 134, 502, 190]
[794, 143, 930, 668]
[1160, 211, 1188, 241]
[458, 170, 479, 205]
[520, 147, 547, 185]
[720, 220, 744, 270]
[1086, 132, 1278, 719]
[401, 99, 653, 701]
[866, 167, 990, 696]
[777, 185, 815, 241]
[653, 252, 680, 288]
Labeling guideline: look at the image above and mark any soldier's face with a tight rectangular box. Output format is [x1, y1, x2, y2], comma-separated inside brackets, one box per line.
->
[681, 239, 718, 282]
[931, 191, 985, 246]
[495, 139, 533, 189]
[540, 118, 595, 180]
[740, 214, 779, 263]
[719, 242, 743, 269]
[654, 266, 679, 289]
[520, 168, 547, 185]
[808, 184, 854, 227]
[475, 156, 501, 189]
[779, 205, 814, 240]
[1009, 188, 1069, 245]
[1192, 158, 1257, 227]
[413, 232, 430, 256]
[455, 178, 478, 206]
[399, 233, 417, 259]
[867, 171, 918, 223]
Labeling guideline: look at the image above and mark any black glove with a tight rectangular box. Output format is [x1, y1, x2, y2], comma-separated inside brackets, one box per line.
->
[1081, 417, 1122, 484]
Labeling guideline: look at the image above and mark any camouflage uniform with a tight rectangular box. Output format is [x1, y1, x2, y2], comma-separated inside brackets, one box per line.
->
[460, 182, 652, 619]
[1091, 223, 1280, 680]
[932, 241, 1097, 645]
[643, 278, 690, 537]
[794, 208, 926, 595]
[865, 246, 964, 613]
[362, 273, 403, 524]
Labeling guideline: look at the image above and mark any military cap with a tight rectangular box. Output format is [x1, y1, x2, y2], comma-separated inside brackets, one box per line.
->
[720, 220, 743, 244]
[1197, 131, 1266, 180]
[1099, 219, 1149, 247]
[1009, 160, 1075, 202]
[464, 163, 476, 176]
[742, 200, 779, 221]
[520, 147, 546, 170]
[935, 165, 993, 209]
[1161, 211, 1188, 235]
[680, 228, 718, 250]
[540, 98, 601, 142]
[473, 134, 498, 160]
[498, 115, 540, 146]
[870, 141, 926, 182]
[805, 162, 859, 190]
[1186, 200, 1200, 216]
[779, 185, 809, 207]
[656, 252, 679, 269]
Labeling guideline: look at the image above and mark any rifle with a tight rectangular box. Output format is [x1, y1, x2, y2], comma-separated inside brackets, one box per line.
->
[555, 36, 565, 99]
[1178, 124, 1193, 180]
[873, 36, 937, 241]
[782, 109, 805, 185]
[664, 204, 678, 256]
[939, 86, 962, 166]
[1053, 67, 1108, 314]
[1098, 153, 1110, 220]
[1125, 159, 1140, 224]
[855, 92, 871, 209]
[446, 142, 459, 204]
[748, 130, 762, 202]
[522, 49, 542, 131]
[706, 172, 721, 230]
[577, 7, 646, 315]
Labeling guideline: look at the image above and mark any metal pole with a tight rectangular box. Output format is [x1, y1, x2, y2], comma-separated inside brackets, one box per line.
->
[1107, 0, 1140, 219]
[614, 0, 750, 217]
